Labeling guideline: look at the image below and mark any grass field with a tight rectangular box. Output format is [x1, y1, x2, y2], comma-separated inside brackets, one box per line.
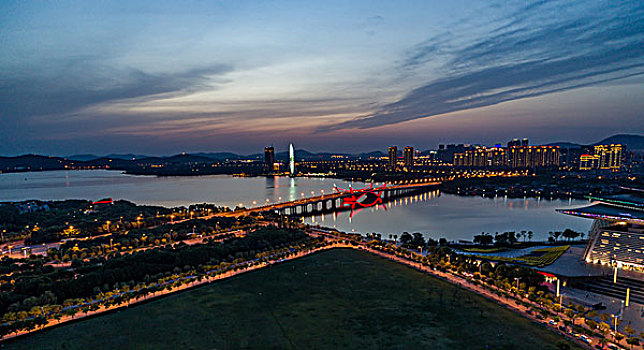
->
[5, 249, 581, 350]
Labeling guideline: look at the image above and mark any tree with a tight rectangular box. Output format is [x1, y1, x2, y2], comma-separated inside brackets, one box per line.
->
[626, 337, 639, 350]
[399, 232, 413, 245]
[411, 232, 425, 247]
[564, 309, 576, 325]
[474, 233, 493, 246]
[598, 337, 608, 347]
[494, 232, 509, 246]
[549, 231, 562, 242]
[527, 231, 533, 242]
[562, 229, 580, 241]
[508, 232, 518, 245]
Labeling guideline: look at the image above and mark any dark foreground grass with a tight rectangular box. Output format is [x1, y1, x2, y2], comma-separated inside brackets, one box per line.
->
[5, 249, 581, 350]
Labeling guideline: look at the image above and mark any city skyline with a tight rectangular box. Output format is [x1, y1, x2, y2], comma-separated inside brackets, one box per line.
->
[1, 0, 643, 156]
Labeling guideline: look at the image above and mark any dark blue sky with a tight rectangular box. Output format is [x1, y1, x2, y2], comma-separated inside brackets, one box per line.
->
[1, 0, 643, 155]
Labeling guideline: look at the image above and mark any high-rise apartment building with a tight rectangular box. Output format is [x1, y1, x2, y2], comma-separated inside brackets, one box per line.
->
[595, 144, 622, 171]
[404, 146, 414, 168]
[508, 146, 559, 168]
[388, 146, 398, 170]
[454, 144, 558, 168]
[507, 138, 521, 148]
[264, 146, 275, 172]
[578, 144, 622, 171]
[579, 154, 600, 170]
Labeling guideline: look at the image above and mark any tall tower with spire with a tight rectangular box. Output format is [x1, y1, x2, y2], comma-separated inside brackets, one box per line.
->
[289, 143, 295, 176]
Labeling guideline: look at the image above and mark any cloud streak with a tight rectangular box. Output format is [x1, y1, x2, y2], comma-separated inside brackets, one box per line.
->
[0, 61, 233, 120]
[321, 0, 644, 131]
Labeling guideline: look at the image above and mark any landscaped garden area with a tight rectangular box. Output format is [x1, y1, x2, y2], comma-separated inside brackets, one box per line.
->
[471, 245, 570, 267]
[4, 248, 581, 349]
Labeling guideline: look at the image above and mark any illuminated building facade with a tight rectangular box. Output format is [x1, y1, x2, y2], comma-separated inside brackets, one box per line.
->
[388, 146, 397, 170]
[579, 154, 600, 170]
[558, 188, 644, 270]
[507, 146, 559, 169]
[595, 144, 622, 171]
[578, 144, 623, 171]
[453, 144, 557, 169]
[404, 146, 414, 168]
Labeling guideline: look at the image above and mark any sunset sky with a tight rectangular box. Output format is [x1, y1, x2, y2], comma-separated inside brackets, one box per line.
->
[1, 0, 643, 155]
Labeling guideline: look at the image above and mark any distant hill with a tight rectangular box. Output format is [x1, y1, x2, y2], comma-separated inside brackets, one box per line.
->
[544, 142, 583, 149]
[354, 151, 385, 159]
[595, 134, 644, 149]
[58, 149, 397, 162]
[66, 154, 101, 161]
[105, 153, 151, 160]
[545, 134, 644, 150]
[66, 153, 153, 161]
[0, 155, 75, 172]
[163, 154, 214, 163]
[270, 149, 352, 161]
[193, 152, 245, 160]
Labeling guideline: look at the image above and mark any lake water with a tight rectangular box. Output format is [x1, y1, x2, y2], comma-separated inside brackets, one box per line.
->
[0, 170, 592, 241]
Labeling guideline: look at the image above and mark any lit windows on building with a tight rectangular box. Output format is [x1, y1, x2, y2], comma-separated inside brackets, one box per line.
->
[595, 144, 622, 171]
[580, 154, 600, 170]
[404, 146, 414, 168]
[578, 144, 622, 171]
[388, 146, 398, 170]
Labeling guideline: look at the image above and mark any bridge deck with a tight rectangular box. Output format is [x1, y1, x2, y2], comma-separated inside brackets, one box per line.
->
[218, 181, 440, 217]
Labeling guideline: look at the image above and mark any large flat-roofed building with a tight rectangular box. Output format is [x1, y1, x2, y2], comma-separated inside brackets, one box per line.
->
[557, 188, 644, 271]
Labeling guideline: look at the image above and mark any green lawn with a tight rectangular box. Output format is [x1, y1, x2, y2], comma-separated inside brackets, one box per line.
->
[5, 249, 581, 350]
